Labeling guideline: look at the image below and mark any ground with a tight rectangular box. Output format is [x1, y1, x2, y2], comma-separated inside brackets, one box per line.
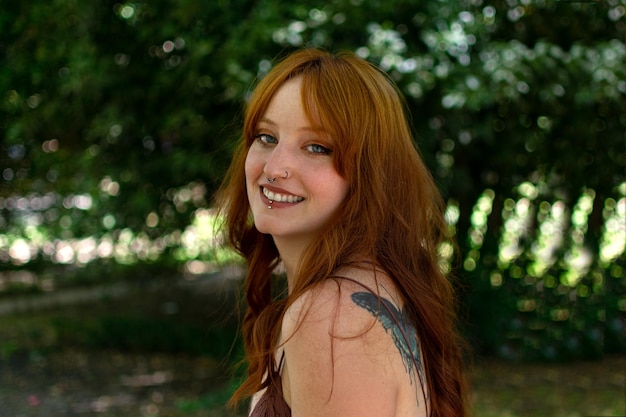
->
[0, 349, 235, 417]
[470, 354, 625, 417]
[1, 349, 624, 417]
[0, 271, 624, 417]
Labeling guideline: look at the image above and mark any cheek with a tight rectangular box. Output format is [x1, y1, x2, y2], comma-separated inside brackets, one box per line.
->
[244, 150, 260, 181]
[328, 177, 349, 209]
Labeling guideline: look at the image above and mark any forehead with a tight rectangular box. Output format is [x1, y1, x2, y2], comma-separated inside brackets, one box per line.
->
[261, 76, 326, 131]
[262, 77, 303, 117]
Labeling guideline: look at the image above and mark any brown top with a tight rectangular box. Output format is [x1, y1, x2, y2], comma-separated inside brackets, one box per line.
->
[249, 354, 291, 417]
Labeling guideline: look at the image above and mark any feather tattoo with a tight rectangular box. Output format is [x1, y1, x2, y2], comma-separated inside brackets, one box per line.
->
[351, 292, 425, 387]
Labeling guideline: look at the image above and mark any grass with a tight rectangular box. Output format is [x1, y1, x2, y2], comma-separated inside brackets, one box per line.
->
[470, 356, 626, 417]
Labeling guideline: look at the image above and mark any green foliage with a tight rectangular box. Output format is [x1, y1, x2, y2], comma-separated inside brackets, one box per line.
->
[1, 0, 625, 361]
[0, 340, 18, 360]
[51, 315, 238, 357]
[175, 376, 245, 415]
[0, 304, 242, 360]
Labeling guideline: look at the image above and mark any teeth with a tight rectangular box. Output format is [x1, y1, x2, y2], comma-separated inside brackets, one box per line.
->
[263, 187, 304, 203]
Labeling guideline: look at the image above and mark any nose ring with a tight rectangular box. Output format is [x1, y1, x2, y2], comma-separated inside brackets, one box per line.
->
[267, 171, 288, 182]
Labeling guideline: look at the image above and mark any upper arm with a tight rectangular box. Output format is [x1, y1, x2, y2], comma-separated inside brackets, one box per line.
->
[281, 281, 401, 417]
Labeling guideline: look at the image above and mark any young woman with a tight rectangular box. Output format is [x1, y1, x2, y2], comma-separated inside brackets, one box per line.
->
[216, 48, 469, 417]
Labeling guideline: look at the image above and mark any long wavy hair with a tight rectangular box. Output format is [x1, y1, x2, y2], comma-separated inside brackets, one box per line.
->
[217, 48, 468, 417]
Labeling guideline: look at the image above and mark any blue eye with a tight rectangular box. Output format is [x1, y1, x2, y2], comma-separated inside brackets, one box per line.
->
[306, 144, 332, 154]
[254, 134, 277, 145]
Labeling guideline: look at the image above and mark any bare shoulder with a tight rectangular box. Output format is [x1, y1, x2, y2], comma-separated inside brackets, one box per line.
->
[280, 268, 426, 417]
[282, 271, 385, 339]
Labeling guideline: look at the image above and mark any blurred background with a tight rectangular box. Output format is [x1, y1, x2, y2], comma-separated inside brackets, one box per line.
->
[1, 0, 624, 416]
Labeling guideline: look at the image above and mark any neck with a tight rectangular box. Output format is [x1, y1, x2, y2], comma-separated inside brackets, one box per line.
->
[273, 236, 309, 293]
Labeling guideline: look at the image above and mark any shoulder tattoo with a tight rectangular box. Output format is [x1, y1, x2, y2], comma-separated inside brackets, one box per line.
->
[351, 292, 426, 388]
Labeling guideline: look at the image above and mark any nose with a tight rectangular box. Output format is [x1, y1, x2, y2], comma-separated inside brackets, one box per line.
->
[263, 142, 293, 180]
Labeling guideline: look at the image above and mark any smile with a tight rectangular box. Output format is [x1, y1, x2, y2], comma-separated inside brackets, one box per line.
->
[263, 187, 304, 203]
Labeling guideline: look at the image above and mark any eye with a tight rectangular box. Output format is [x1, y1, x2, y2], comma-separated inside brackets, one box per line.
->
[254, 133, 277, 145]
[305, 143, 332, 155]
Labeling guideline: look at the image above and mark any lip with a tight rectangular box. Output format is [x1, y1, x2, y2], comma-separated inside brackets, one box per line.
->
[259, 185, 304, 206]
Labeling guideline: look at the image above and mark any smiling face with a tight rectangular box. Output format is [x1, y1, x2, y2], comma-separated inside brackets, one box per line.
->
[245, 76, 349, 247]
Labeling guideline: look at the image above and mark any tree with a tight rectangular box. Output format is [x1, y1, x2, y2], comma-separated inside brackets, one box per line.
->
[1, 0, 624, 359]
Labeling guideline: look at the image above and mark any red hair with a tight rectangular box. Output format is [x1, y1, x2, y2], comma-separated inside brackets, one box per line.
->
[217, 49, 469, 417]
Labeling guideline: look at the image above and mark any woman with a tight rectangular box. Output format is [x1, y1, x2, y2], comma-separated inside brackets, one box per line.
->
[216, 48, 469, 417]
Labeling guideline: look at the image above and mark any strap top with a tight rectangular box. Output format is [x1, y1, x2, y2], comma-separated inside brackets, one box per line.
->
[249, 352, 291, 417]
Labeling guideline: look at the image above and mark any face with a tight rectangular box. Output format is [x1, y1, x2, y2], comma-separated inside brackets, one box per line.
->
[245, 76, 349, 246]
